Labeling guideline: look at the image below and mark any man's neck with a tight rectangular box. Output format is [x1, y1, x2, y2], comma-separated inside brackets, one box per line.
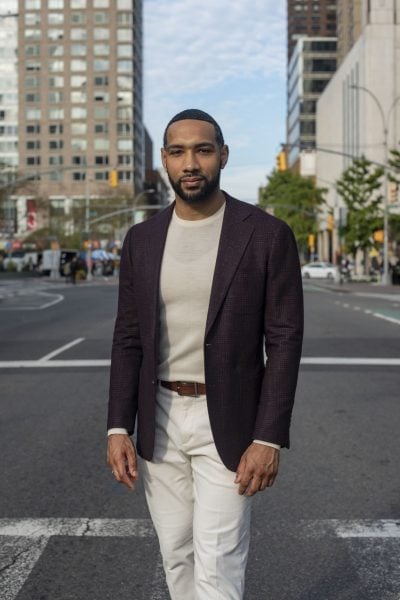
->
[174, 191, 226, 221]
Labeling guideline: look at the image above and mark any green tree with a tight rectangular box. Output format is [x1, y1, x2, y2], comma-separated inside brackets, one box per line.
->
[259, 169, 326, 255]
[388, 149, 400, 245]
[335, 157, 384, 263]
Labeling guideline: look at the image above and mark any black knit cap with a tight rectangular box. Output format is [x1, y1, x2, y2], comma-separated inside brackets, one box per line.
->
[163, 108, 225, 147]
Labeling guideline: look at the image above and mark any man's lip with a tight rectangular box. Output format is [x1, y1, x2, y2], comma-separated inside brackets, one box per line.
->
[181, 177, 203, 183]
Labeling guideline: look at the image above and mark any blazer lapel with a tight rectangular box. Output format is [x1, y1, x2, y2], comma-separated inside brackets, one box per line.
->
[205, 197, 255, 337]
[144, 203, 174, 343]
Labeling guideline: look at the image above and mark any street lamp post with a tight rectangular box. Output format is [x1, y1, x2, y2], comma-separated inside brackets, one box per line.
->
[350, 84, 400, 285]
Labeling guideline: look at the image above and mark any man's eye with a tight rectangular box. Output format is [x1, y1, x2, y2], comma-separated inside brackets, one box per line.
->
[169, 149, 182, 156]
[198, 148, 212, 154]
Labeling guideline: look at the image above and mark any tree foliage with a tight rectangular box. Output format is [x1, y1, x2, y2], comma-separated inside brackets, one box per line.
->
[258, 169, 326, 253]
[335, 156, 384, 256]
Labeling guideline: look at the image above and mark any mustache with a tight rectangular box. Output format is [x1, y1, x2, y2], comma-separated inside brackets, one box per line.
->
[179, 173, 205, 182]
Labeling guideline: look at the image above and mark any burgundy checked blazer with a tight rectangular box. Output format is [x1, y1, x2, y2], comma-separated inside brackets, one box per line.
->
[108, 194, 304, 472]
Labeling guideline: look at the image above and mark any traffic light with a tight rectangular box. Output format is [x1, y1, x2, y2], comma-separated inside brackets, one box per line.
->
[308, 234, 315, 251]
[373, 230, 384, 243]
[327, 214, 334, 231]
[109, 169, 118, 188]
[276, 151, 287, 172]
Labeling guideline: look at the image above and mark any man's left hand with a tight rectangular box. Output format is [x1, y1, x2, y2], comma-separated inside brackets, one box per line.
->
[235, 443, 279, 496]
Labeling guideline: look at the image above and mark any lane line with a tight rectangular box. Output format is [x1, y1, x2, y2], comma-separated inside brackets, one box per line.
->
[331, 520, 400, 539]
[38, 338, 85, 362]
[1, 357, 400, 368]
[0, 292, 64, 311]
[301, 357, 400, 366]
[0, 518, 155, 538]
[372, 312, 400, 326]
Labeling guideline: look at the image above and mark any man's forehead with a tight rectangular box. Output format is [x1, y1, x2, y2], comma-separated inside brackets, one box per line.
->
[166, 119, 217, 143]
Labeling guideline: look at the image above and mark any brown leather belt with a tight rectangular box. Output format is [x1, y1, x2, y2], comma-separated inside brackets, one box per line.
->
[160, 380, 206, 397]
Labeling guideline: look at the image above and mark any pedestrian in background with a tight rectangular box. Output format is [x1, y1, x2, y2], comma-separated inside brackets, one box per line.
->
[107, 109, 304, 599]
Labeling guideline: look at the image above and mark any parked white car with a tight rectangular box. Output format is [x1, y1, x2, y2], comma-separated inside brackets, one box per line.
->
[301, 261, 337, 280]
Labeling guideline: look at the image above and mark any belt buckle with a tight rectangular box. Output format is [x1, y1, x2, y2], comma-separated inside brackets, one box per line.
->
[177, 381, 199, 397]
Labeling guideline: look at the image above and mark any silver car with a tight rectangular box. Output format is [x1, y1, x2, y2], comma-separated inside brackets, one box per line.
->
[301, 261, 337, 280]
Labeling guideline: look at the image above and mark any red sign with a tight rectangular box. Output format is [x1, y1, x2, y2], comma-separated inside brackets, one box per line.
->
[26, 199, 37, 231]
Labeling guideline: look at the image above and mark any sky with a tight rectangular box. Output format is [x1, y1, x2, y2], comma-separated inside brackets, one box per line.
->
[143, 0, 287, 204]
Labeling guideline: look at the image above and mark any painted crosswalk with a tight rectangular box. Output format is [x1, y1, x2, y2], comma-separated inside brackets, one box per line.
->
[1, 518, 399, 600]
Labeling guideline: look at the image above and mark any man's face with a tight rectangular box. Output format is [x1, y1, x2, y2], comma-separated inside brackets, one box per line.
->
[161, 119, 228, 204]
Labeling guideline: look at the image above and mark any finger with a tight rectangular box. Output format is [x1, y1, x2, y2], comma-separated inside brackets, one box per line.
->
[126, 446, 138, 480]
[234, 458, 246, 484]
[113, 466, 135, 490]
[244, 476, 264, 497]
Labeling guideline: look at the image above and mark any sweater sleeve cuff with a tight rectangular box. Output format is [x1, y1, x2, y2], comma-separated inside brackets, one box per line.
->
[108, 428, 129, 436]
[253, 439, 281, 450]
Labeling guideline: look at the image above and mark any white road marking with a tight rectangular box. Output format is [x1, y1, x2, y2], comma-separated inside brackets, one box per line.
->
[353, 306, 361, 311]
[38, 338, 85, 361]
[331, 520, 400, 538]
[343, 303, 350, 308]
[301, 357, 400, 366]
[0, 292, 64, 311]
[1, 357, 400, 368]
[0, 359, 110, 368]
[372, 312, 400, 326]
[0, 536, 49, 600]
[0, 518, 154, 538]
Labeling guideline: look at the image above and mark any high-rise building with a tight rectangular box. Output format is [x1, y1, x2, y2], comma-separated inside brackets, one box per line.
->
[17, 0, 144, 203]
[287, 37, 337, 169]
[336, 0, 362, 65]
[0, 2, 18, 176]
[287, 0, 337, 64]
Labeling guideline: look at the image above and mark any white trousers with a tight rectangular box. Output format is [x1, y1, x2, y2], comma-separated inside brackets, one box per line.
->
[139, 384, 253, 600]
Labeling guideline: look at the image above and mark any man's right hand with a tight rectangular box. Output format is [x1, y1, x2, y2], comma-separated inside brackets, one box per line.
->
[107, 434, 138, 490]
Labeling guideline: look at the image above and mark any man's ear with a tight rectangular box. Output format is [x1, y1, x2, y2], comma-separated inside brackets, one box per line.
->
[160, 147, 167, 169]
[220, 145, 229, 169]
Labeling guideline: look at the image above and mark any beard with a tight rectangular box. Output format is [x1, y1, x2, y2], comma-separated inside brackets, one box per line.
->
[167, 169, 221, 205]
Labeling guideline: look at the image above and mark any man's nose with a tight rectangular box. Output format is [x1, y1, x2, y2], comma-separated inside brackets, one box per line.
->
[183, 150, 199, 172]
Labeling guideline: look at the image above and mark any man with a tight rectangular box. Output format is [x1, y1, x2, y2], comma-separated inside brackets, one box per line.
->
[107, 109, 303, 599]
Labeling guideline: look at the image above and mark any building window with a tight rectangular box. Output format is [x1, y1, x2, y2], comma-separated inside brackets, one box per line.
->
[95, 171, 108, 181]
[49, 140, 64, 150]
[70, 28, 87, 41]
[48, 91, 64, 103]
[71, 107, 87, 119]
[26, 124, 41, 134]
[25, 29, 41, 41]
[71, 12, 86, 24]
[94, 106, 109, 119]
[117, 60, 133, 73]
[71, 44, 87, 56]
[25, 13, 41, 25]
[72, 155, 86, 165]
[26, 156, 41, 165]
[26, 92, 40, 102]
[48, 29, 64, 41]
[71, 0, 86, 7]
[71, 90, 87, 103]
[117, 29, 133, 42]
[118, 170, 132, 181]
[71, 139, 87, 151]
[49, 108, 64, 119]
[25, 0, 41, 8]
[94, 75, 109, 86]
[71, 75, 86, 87]
[26, 108, 41, 119]
[94, 91, 109, 102]
[49, 45, 64, 56]
[73, 172, 86, 181]
[94, 138, 110, 151]
[117, 106, 132, 120]
[48, 60, 64, 72]
[118, 139, 132, 151]
[93, 28, 109, 40]
[117, 0, 132, 9]
[94, 60, 110, 71]
[94, 12, 109, 24]
[26, 62, 41, 71]
[25, 76, 39, 88]
[117, 45, 132, 58]
[26, 140, 41, 150]
[93, 0, 109, 6]
[118, 154, 132, 165]
[94, 43, 109, 55]
[25, 45, 40, 57]
[95, 155, 109, 165]
[48, 13, 64, 24]
[49, 124, 64, 134]
[50, 171, 63, 181]
[117, 12, 132, 25]
[49, 76, 64, 87]
[48, 0, 64, 7]
[71, 122, 87, 135]
[94, 122, 108, 134]
[71, 60, 86, 71]
[49, 155, 64, 165]
[117, 123, 131, 136]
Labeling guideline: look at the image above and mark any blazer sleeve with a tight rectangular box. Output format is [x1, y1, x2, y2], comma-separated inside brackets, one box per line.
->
[252, 220, 304, 448]
[107, 228, 143, 435]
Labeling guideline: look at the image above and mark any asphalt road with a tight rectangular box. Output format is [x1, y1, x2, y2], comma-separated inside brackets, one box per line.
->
[0, 276, 399, 600]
